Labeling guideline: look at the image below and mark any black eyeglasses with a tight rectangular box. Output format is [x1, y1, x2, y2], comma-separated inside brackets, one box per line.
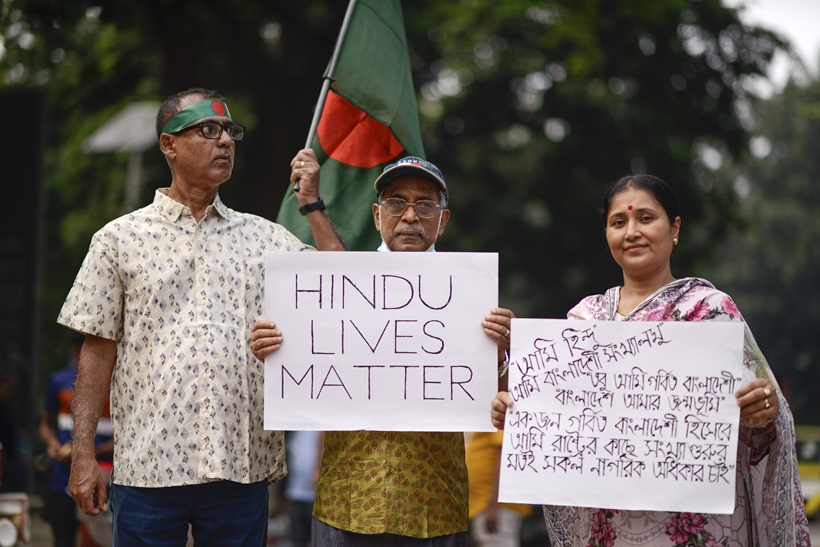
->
[173, 121, 246, 141]
[379, 198, 441, 219]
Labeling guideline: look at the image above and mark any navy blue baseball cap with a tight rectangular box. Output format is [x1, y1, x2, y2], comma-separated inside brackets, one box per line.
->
[373, 156, 448, 203]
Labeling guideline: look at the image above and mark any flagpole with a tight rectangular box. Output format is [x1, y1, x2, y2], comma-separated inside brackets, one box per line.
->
[294, 0, 358, 192]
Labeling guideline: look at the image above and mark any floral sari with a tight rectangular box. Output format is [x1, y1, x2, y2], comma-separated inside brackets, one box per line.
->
[543, 277, 810, 547]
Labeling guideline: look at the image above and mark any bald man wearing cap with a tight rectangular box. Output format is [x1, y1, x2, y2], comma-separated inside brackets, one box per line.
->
[59, 87, 344, 546]
[250, 157, 514, 546]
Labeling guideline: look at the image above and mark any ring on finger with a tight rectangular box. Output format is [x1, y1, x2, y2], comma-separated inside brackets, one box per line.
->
[299, 160, 305, 168]
[763, 387, 771, 397]
[764, 398, 770, 409]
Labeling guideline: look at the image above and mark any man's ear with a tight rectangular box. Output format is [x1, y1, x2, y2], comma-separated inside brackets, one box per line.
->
[159, 133, 176, 158]
[372, 203, 381, 231]
[437, 209, 451, 236]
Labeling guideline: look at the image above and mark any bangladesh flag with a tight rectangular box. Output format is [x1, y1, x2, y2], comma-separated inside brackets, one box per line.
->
[276, 0, 425, 251]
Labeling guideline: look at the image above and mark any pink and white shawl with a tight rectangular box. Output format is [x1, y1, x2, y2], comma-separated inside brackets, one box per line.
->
[542, 277, 810, 547]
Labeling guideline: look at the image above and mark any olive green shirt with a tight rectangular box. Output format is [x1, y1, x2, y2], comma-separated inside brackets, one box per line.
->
[313, 430, 468, 538]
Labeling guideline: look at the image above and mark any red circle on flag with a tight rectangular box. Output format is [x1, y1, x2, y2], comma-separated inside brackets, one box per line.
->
[317, 91, 403, 168]
[211, 101, 227, 115]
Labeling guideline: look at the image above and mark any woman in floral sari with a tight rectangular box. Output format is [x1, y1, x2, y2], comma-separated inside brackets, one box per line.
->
[491, 174, 810, 546]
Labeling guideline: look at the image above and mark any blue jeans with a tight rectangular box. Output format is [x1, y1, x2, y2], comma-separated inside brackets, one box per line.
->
[312, 518, 468, 546]
[109, 480, 269, 547]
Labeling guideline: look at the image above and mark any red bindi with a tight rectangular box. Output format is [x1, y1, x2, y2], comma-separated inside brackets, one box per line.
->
[628, 205, 633, 210]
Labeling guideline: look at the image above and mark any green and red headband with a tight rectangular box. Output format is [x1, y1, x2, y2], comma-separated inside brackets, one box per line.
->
[161, 99, 232, 135]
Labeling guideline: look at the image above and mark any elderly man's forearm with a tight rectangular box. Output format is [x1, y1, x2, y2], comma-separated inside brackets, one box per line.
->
[308, 212, 347, 251]
[71, 334, 116, 456]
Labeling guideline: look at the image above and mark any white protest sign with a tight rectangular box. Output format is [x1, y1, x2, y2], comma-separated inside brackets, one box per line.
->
[499, 319, 746, 514]
[263, 252, 498, 432]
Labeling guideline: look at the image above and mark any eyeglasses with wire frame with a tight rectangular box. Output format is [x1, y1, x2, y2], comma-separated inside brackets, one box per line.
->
[173, 121, 246, 141]
[378, 198, 441, 219]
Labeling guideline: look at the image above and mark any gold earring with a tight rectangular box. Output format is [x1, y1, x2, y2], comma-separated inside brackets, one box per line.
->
[673, 237, 679, 246]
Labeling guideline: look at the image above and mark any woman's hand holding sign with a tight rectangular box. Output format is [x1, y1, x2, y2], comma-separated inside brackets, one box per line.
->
[490, 391, 514, 430]
[735, 378, 779, 428]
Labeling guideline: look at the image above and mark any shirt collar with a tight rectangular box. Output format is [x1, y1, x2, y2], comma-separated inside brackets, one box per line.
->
[377, 239, 436, 252]
[154, 188, 230, 222]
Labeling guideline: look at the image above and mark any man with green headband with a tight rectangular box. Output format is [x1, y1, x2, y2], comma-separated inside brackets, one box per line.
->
[58, 87, 344, 545]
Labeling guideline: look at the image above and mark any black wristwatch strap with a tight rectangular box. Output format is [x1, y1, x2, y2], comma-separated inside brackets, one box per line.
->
[298, 198, 326, 215]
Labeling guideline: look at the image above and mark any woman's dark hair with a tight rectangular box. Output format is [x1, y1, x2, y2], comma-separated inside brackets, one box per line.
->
[599, 174, 679, 227]
[155, 87, 225, 138]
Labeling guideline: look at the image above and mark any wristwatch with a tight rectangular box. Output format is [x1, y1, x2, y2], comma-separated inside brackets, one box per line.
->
[299, 198, 326, 215]
[498, 352, 510, 377]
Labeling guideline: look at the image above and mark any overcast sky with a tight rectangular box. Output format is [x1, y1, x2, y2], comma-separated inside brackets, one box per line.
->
[724, 0, 820, 91]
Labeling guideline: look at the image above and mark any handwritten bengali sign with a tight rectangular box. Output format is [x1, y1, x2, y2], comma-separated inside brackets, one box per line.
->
[263, 252, 498, 432]
[499, 319, 747, 514]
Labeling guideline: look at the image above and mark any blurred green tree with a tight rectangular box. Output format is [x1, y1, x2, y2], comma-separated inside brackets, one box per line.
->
[1, 2, 347, 387]
[402, 0, 784, 318]
[711, 78, 820, 423]
[0, 1, 790, 400]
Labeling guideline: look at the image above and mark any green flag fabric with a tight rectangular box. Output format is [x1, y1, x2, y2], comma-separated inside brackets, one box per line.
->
[276, 0, 425, 250]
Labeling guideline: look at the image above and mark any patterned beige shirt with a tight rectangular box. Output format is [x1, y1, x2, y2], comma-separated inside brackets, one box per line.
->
[58, 189, 312, 487]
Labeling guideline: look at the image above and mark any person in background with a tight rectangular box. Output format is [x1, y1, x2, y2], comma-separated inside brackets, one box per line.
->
[251, 157, 514, 546]
[283, 431, 322, 547]
[58, 87, 344, 546]
[466, 430, 531, 547]
[491, 174, 810, 546]
[39, 330, 114, 547]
